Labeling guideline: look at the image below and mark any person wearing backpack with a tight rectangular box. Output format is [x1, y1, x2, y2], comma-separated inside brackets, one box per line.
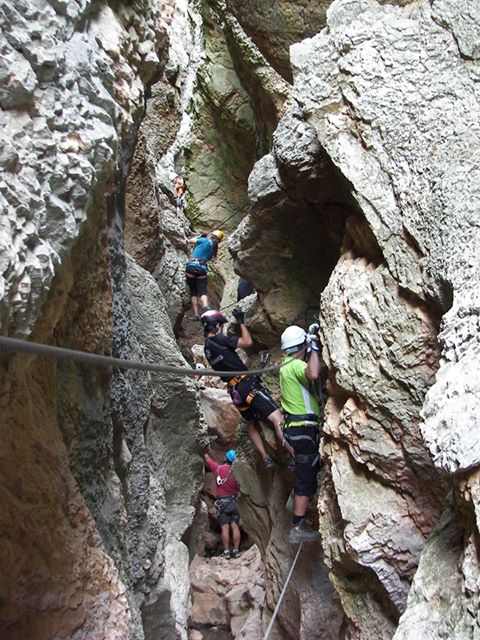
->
[204, 449, 241, 559]
[185, 230, 224, 320]
[201, 309, 293, 468]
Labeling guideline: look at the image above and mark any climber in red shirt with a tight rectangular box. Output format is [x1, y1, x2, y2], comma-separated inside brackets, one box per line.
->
[204, 449, 241, 559]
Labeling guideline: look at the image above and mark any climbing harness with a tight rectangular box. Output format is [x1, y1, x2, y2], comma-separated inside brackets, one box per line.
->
[232, 387, 257, 412]
[262, 542, 304, 640]
[227, 376, 258, 411]
[283, 413, 319, 427]
[0, 336, 287, 378]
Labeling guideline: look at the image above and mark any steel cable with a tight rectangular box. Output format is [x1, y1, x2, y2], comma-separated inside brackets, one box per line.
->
[262, 542, 304, 640]
[0, 336, 283, 378]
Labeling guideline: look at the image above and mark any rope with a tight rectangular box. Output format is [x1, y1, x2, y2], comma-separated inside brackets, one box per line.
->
[216, 208, 242, 229]
[0, 336, 284, 378]
[262, 542, 304, 640]
[219, 299, 240, 313]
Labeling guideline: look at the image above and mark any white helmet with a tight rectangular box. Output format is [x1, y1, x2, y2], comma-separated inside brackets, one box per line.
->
[281, 325, 307, 354]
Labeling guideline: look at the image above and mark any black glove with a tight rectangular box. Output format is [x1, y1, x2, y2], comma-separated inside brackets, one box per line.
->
[232, 307, 245, 323]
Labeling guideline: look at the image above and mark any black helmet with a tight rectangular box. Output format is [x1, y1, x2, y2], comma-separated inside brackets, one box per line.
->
[201, 309, 227, 327]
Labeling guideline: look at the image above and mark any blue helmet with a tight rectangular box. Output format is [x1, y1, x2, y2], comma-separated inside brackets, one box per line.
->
[225, 449, 237, 463]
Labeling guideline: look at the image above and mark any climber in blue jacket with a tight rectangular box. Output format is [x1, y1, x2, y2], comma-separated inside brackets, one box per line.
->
[185, 230, 224, 320]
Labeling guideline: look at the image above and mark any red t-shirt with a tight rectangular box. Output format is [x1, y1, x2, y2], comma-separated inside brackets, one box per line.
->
[205, 458, 239, 497]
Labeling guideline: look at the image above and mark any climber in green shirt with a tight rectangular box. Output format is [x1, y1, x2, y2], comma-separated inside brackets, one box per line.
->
[280, 323, 323, 544]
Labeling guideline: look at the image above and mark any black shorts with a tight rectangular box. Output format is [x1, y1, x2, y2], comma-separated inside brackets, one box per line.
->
[186, 272, 207, 297]
[235, 378, 278, 422]
[216, 495, 240, 526]
[283, 426, 320, 496]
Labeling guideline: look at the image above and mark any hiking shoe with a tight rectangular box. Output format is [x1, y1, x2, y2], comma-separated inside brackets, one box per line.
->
[288, 520, 320, 544]
[222, 550, 231, 559]
[230, 548, 240, 559]
[263, 457, 275, 469]
[189, 315, 201, 321]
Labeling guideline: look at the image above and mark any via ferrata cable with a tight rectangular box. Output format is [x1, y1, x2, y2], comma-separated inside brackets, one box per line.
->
[262, 542, 304, 640]
[0, 336, 283, 378]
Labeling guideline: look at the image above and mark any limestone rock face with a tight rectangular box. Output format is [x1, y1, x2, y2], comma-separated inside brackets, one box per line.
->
[0, 2, 204, 639]
[3, 0, 480, 639]
[0, 0, 172, 338]
[231, 0, 479, 636]
[0, 357, 132, 640]
[200, 386, 241, 444]
[229, 104, 351, 337]
[295, 0, 479, 635]
[393, 510, 479, 640]
[124, 0, 204, 326]
[290, 0, 480, 309]
[190, 546, 266, 639]
[184, 1, 257, 231]
[421, 293, 480, 475]
[225, 0, 331, 82]
[184, 0, 291, 232]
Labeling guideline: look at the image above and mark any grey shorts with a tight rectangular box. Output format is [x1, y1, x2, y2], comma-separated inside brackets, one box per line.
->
[216, 495, 240, 526]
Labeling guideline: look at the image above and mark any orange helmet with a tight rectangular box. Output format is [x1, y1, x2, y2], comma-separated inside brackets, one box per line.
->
[211, 229, 224, 241]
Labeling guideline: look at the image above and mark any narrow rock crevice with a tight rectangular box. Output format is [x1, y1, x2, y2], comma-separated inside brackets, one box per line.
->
[1, 1, 479, 640]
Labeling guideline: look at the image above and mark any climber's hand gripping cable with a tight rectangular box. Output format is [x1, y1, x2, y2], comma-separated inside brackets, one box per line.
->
[232, 307, 245, 323]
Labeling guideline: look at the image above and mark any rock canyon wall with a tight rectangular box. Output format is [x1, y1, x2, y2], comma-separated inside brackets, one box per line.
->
[1, 1, 204, 639]
[1, 1, 479, 639]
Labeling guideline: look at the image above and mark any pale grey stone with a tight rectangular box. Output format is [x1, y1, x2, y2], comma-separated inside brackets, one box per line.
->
[273, 106, 322, 171]
[291, 0, 480, 306]
[331, 448, 426, 613]
[432, 0, 480, 60]
[163, 541, 191, 640]
[247, 153, 283, 203]
[421, 293, 480, 474]
[241, 0, 480, 634]
[0, 0, 171, 337]
[393, 510, 478, 640]
[0, 40, 37, 108]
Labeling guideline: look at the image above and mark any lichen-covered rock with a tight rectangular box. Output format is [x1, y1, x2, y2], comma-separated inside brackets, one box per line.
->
[224, 0, 331, 82]
[184, 1, 257, 231]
